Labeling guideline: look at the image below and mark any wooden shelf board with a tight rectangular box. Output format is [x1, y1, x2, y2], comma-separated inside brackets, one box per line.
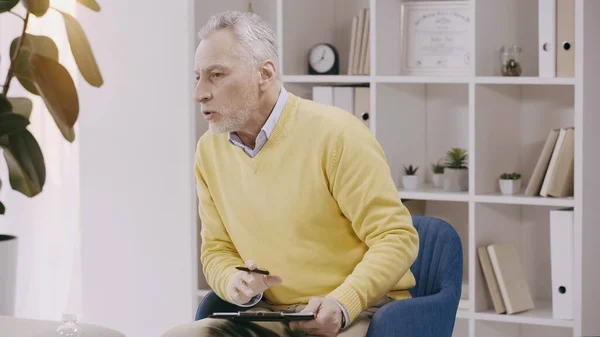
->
[475, 193, 575, 207]
[283, 75, 370, 83]
[375, 75, 470, 84]
[398, 184, 470, 202]
[473, 300, 575, 328]
[474, 76, 575, 85]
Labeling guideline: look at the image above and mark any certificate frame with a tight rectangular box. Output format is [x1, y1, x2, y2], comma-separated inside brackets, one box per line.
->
[400, 1, 472, 76]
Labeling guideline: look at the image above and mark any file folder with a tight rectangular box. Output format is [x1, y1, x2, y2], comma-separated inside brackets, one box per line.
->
[550, 207, 574, 320]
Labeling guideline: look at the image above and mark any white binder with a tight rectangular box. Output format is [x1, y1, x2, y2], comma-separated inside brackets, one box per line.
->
[312, 86, 334, 106]
[333, 87, 355, 113]
[539, 0, 556, 77]
[550, 207, 574, 320]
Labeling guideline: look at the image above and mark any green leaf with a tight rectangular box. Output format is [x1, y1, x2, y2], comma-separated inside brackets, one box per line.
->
[3, 129, 46, 197]
[22, 0, 49, 17]
[76, 0, 100, 11]
[0, 113, 30, 137]
[30, 54, 79, 142]
[10, 34, 59, 96]
[7, 97, 32, 119]
[0, 0, 19, 13]
[0, 201, 5, 215]
[0, 94, 11, 114]
[60, 11, 103, 87]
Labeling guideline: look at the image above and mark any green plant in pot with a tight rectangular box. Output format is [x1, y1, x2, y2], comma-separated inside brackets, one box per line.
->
[431, 159, 445, 188]
[499, 172, 522, 195]
[0, 0, 103, 316]
[402, 164, 419, 190]
[443, 147, 468, 192]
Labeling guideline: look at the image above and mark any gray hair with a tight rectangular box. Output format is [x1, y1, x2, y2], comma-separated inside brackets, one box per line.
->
[198, 11, 281, 81]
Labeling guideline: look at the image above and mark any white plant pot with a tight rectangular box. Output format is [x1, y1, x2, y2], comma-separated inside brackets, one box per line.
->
[444, 168, 469, 192]
[432, 173, 444, 188]
[0, 235, 18, 316]
[402, 175, 419, 190]
[499, 179, 521, 195]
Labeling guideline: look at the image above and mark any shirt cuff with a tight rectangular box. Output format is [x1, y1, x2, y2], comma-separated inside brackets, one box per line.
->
[327, 296, 350, 329]
[237, 293, 263, 307]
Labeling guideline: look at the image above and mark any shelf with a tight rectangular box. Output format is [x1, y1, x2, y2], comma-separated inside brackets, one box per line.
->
[474, 76, 575, 85]
[473, 301, 574, 328]
[282, 75, 575, 85]
[282, 75, 370, 84]
[475, 193, 575, 207]
[456, 308, 471, 319]
[398, 185, 470, 202]
[375, 76, 470, 84]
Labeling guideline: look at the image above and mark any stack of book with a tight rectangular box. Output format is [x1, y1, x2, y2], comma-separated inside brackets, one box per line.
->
[524, 127, 575, 197]
[477, 243, 535, 315]
[347, 8, 370, 75]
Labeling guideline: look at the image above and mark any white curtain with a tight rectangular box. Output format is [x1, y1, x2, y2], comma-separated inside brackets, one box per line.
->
[0, 0, 82, 321]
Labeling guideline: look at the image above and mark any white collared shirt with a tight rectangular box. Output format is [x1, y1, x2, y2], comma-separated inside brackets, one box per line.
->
[228, 86, 289, 157]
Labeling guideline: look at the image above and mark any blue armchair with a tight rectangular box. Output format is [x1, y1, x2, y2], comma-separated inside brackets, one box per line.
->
[195, 215, 463, 337]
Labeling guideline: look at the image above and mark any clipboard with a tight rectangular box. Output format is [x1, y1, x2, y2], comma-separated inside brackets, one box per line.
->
[209, 311, 315, 322]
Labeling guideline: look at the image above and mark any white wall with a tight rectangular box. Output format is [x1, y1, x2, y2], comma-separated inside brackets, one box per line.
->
[76, 0, 197, 336]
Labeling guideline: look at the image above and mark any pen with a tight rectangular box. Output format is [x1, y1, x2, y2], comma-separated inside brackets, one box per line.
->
[236, 266, 270, 275]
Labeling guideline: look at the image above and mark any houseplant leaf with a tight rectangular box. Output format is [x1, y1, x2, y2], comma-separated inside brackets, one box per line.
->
[7, 97, 33, 119]
[0, 0, 19, 13]
[60, 11, 103, 87]
[22, 0, 49, 17]
[10, 34, 59, 95]
[30, 54, 78, 142]
[0, 94, 11, 113]
[0, 113, 30, 137]
[2, 129, 46, 197]
[76, 0, 100, 11]
[0, 200, 5, 214]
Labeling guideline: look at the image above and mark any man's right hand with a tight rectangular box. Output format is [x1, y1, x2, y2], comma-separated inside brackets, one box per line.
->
[227, 260, 283, 305]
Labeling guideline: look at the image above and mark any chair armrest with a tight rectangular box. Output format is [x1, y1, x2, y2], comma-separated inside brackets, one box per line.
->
[195, 291, 249, 321]
[366, 287, 460, 337]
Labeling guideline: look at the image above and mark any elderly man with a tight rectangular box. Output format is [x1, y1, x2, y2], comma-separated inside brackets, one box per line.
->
[163, 10, 419, 337]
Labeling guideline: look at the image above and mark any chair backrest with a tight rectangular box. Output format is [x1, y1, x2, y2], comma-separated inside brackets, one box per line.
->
[409, 215, 463, 298]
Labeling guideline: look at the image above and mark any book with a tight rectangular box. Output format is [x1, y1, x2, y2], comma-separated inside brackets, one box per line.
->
[524, 128, 560, 196]
[546, 127, 575, 197]
[487, 244, 535, 314]
[477, 246, 506, 314]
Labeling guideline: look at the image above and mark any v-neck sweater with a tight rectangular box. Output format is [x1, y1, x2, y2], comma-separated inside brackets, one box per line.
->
[194, 93, 419, 324]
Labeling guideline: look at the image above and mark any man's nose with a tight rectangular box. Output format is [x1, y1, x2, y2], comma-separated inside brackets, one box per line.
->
[194, 82, 211, 103]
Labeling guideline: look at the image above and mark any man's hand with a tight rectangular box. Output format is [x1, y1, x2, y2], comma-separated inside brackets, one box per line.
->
[289, 297, 342, 337]
[227, 260, 283, 305]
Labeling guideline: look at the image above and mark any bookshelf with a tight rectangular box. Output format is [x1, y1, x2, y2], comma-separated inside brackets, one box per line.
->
[193, 1, 600, 336]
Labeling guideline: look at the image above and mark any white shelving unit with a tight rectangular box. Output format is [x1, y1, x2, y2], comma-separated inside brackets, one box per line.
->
[193, 1, 600, 336]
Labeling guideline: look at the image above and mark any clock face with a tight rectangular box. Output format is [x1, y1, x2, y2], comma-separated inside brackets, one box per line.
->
[309, 44, 336, 73]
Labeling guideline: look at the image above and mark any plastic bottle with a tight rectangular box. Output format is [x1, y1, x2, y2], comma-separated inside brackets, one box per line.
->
[56, 313, 81, 336]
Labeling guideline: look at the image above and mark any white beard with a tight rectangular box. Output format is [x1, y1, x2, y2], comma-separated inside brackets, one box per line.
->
[207, 107, 252, 134]
[204, 91, 257, 134]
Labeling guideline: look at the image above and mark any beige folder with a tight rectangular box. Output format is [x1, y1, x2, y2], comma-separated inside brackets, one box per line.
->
[557, 0, 575, 77]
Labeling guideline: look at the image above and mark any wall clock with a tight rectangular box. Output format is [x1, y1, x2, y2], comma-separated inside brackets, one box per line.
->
[308, 43, 339, 75]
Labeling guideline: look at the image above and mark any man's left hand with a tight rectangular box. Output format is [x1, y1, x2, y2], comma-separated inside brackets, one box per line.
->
[289, 297, 342, 337]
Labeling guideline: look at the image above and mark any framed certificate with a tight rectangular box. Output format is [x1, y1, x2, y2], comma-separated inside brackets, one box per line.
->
[400, 1, 471, 76]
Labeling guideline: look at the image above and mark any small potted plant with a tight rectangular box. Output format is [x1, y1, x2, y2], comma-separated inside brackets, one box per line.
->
[499, 172, 522, 195]
[402, 164, 419, 190]
[431, 160, 445, 188]
[443, 148, 468, 192]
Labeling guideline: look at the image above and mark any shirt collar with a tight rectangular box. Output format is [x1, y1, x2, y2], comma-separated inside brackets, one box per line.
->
[228, 86, 288, 145]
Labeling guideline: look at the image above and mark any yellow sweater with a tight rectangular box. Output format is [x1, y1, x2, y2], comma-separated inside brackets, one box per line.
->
[195, 93, 419, 324]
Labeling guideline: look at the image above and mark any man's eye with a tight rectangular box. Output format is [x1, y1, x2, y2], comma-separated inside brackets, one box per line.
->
[212, 72, 222, 78]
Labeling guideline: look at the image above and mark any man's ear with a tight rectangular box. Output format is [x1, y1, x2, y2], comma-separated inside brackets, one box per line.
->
[258, 60, 277, 91]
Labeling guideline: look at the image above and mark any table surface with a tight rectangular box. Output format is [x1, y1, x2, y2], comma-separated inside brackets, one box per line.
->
[0, 315, 126, 337]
